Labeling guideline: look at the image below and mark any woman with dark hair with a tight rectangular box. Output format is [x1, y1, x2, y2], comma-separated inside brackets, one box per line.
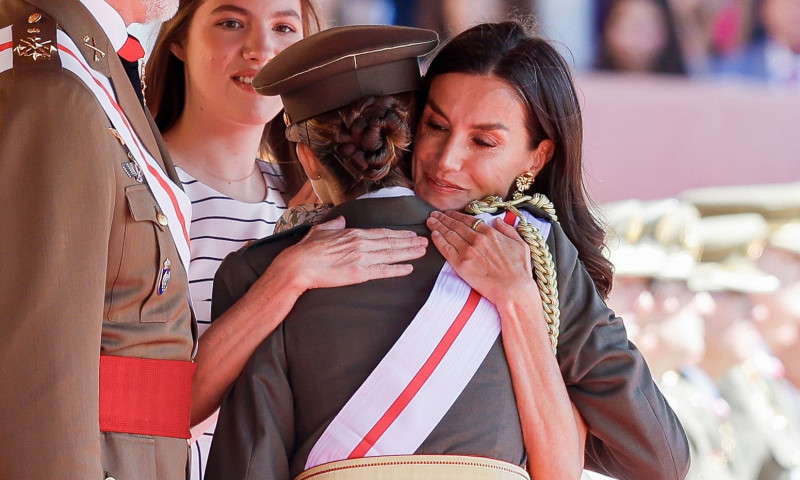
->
[207, 24, 585, 480]
[208, 20, 688, 480]
[145, 3, 428, 479]
[594, 0, 688, 74]
[418, 20, 690, 479]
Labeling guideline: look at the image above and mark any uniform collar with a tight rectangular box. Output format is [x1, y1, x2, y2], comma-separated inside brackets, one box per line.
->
[357, 186, 415, 200]
[326, 194, 436, 229]
[75, 0, 128, 53]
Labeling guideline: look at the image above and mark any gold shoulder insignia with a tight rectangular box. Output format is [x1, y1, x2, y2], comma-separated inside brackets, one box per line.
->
[11, 9, 58, 65]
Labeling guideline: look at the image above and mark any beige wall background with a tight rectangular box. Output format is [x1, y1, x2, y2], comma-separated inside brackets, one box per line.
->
[577, 74, 800, 204]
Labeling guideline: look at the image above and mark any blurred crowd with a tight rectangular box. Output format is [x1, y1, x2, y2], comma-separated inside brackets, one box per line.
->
[313, 0, 800, 87]
[598, 182, 800, 480]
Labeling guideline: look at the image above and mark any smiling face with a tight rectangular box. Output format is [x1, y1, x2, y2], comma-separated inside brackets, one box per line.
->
[413, 73, 552, 211]
[173, 0, 303, 127]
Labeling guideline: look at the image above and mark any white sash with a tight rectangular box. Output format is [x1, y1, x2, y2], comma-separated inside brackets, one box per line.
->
[0, 26, 192, 270]
[306, 209, 551, 469]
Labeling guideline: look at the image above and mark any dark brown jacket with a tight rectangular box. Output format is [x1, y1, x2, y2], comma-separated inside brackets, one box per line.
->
[206, 195, 689, 480]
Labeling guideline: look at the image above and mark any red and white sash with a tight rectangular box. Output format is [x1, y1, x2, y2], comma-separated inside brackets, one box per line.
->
[306, 209, 551, 469]
[0, 26, 192, 270]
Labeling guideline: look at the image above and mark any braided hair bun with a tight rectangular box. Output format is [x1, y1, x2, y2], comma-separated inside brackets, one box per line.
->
[298, 92, 415, 197]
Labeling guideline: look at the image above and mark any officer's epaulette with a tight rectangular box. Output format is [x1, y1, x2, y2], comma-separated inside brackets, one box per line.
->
[11, 8, 60, 71]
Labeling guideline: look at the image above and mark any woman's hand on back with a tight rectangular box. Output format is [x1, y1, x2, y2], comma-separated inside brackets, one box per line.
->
[271, 216, 429, 293]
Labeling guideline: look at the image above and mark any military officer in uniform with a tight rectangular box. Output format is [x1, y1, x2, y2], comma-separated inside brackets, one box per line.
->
[0, 1, 197, 479]
[687, 212, 800, 480]
[684, 184, 800, 479]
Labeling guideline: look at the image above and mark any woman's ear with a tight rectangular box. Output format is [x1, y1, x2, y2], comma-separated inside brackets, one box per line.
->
[529, 139, 555, 175]
[295, 142, 321, 180]
[170, 40, 187, 62]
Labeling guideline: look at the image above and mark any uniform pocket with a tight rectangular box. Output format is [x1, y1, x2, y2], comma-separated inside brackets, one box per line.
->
[100, 432, 157, 480]
[110, 184, 169, 323]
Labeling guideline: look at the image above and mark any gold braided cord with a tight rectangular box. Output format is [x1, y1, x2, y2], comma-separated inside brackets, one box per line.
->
[465, 194, 560, 354]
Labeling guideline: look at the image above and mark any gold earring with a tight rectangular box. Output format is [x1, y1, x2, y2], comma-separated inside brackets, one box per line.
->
[513, 172, 535, 199]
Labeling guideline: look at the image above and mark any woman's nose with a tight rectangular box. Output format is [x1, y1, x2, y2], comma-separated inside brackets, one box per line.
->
[242, 28, 273, 64]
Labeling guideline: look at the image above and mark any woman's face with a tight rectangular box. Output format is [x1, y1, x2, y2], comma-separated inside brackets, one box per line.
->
[174, 0, 303, 127]
[604, 0, 668, 72]
[413, 73, 550, 211]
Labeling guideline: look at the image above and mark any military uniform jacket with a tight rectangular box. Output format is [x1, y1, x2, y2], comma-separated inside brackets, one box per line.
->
[0, 1, 195, 479]
[206, 195, 689, 480]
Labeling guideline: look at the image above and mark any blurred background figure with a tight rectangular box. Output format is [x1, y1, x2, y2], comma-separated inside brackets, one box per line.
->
[687, 213, 778, 480]
[600, 198, 658, 341]
[753, 220, 800, 397]
[668, 0, 722, 74]
[712, 0, 800, 87]
[593, 0, 689, 74]
[687, 210, 800, 480]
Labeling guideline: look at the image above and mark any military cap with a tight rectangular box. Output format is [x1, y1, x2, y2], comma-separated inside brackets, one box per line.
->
[688, 213, 780, 294]
[253, 25, 439, 125]
[768, 220, 800, 255]
[642, 199, 702, 281]
[600, 200, 666, 278]
[681, 183, 800, 220]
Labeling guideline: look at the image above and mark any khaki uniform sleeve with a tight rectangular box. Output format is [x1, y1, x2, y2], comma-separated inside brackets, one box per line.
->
[0, 68, 116, 478]
[549, 223, 691, 480]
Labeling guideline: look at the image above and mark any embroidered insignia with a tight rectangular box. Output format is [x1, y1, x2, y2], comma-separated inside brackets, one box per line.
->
[83, 35, 106, 62]
[121, 161, 144, 183]
[157, 258, 171, 295]
[13, 36, 56, 61]
[27, 12, 42, 24]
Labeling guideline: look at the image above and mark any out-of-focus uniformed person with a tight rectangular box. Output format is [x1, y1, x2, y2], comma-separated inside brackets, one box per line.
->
[753, 220, 800, 412]
[0, 1, 196, 480]
[748, 209, 800, 407]
[623, 199, 744, 480]
[688, 212, 800, 480]
[685, 184, 800, 479]
[600, 198, 661, 341]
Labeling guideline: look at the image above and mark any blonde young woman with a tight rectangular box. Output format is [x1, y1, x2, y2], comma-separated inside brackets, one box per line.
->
[145, 2, 427, 478]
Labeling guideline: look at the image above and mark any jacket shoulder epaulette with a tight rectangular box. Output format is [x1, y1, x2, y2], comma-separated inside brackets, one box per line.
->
[9, 7, 60, 72]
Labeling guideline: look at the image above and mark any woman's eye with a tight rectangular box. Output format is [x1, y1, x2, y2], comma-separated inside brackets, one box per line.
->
[218, 19, 244, 29]
[473, 137, 496, 148]
[425, 120, 446, 131]
[274, 23, 298, 34]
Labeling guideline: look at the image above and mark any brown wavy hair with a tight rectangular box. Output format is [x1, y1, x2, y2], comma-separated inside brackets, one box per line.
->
[292, 93, 416, 200]
[421, 20, 613, 297]
[145, 0, 322, 195]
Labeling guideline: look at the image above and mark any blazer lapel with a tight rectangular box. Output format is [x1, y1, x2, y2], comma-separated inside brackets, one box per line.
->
[106, 54, 165, 167]
[29, 0, 166, 169]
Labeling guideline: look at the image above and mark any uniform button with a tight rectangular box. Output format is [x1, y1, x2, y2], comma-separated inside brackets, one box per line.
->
[156, 213, 168, 226]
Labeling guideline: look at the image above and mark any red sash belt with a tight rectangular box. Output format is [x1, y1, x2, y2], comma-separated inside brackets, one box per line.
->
[99, 355, 195, 439]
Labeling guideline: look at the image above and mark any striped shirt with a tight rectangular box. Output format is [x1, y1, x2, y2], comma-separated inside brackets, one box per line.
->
[178, 160, 290, 331]
[179, 160, 289, 480]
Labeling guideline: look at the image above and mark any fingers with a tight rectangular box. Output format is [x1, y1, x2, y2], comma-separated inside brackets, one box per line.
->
[313, 215, 346, 230]
[492, 217, 528, 248]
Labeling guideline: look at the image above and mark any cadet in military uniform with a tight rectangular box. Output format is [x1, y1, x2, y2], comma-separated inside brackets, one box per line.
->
[0, 1, 197, 479]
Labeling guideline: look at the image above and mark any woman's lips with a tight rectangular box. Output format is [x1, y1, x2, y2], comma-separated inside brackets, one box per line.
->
[425, 174, 463, 192]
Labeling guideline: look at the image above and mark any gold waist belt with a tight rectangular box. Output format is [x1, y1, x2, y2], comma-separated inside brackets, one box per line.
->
[295, 455, 530, 480]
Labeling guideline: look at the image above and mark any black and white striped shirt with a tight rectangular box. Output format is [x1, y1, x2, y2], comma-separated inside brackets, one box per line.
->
[178, 160, 290, 332]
